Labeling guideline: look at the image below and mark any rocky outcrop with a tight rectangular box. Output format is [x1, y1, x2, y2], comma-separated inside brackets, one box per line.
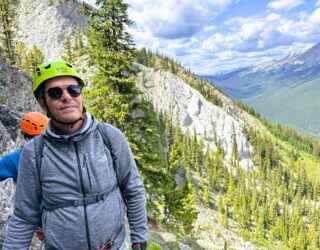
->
[16, 0, 87, 60]
[0, 52, 43, 248]
[136, 64, 254, 169]
[0, 53, 40, 154]
[0, 179, 16, 249]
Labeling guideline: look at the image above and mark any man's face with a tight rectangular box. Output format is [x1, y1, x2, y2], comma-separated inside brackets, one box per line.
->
[39, 76, 83, 123]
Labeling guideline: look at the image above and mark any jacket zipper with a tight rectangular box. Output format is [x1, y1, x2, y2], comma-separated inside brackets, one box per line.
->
[74, 142, 91, 249]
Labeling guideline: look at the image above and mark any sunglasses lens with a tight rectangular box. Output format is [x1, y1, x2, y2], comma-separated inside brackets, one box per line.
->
[47, 87, 63, 100]
[47, 85, 81, 100]
[67, 85, 81, 97]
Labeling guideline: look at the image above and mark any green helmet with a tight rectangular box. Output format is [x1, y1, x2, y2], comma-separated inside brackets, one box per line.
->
[33, 60, 85, 99]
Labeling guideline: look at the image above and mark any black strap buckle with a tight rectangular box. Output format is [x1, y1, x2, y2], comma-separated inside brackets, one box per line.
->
[106, 240, 113, 249]
[132, 241, 147, 250]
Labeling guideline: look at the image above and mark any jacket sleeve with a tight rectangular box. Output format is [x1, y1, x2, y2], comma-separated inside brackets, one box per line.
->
[106, 124, 148, 243]
[0, 150, 20, 182]
[3, 140, 42, 249]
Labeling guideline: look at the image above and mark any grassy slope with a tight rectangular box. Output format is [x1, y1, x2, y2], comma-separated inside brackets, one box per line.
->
[248, 76, 320, 138]
[273, 135, 320, 183]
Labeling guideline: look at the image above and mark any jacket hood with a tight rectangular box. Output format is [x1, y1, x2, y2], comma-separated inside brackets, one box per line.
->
[44, 112, 98, 142]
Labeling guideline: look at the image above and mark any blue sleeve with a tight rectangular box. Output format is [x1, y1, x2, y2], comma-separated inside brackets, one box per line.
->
[3, 140, 41, 248]
[0, 150, 21, 182]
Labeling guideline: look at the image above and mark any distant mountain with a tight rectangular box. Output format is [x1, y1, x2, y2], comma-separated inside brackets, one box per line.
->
[203, 42, 320, 137]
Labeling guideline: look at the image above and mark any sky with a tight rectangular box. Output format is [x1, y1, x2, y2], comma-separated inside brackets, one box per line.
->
[84, 0, 320, 75]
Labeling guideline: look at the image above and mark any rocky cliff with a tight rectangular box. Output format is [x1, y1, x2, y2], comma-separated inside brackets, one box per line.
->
[0, 53, 39, 154]
[136, 64, 254, 170]
[16, 0, 87, 60]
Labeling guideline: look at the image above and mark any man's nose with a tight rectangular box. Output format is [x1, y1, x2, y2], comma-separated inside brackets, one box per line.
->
[60, 89, 73, 100]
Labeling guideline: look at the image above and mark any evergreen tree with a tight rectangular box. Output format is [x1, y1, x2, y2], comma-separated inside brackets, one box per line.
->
[22, 45, 43, 74]
[74, 25, 84, 54]
[82, 0, 199, 229]
[15, 40, 25, 68]
[136, 47, 148, 66]
[84, 0, 137, 128]
[203, 186, 210, 206]
[62, 35, 76, 63]
[0, 0, 17, 65]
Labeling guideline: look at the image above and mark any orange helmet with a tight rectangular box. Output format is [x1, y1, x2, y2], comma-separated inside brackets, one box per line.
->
[20, 112, 49, 135]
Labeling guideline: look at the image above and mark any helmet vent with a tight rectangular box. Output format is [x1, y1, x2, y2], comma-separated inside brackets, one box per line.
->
[44, 64, 51, 69]
[36, 68, 41, 76]
[66, 63, 73, 68]
[31, 123, 38, 130]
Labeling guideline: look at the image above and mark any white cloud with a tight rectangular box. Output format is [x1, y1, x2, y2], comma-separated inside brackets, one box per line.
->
[309, 7, 320, 22]
[85, 0, 320, 75]
[183, 6, 320, 74]
[268, 0, 305, 10]
[317, 0, 320, 6]
[266, 13, 282, 21]
[203, 25, 216, 32]
[127, 0, 232, 39]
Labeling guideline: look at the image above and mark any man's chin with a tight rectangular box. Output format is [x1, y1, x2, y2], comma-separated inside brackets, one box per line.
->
[58, 114, 82, 123]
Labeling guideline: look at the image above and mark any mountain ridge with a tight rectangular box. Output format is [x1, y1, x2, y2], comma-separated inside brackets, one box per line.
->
[202, 42, 320, 137]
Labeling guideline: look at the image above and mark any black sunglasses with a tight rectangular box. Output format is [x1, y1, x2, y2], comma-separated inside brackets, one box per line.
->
[46, 85, 82, 100]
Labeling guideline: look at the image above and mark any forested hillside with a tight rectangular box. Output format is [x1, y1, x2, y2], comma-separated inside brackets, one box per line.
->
[1, 0, 320, 249]
[135, 49, 320, 249]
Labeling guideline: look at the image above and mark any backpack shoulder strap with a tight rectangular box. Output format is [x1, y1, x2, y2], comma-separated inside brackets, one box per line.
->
[97, 123, 112, 152]
[33, 134, 45, 227]
[97, 123, 126, 195]
[33, 134, 45, 187]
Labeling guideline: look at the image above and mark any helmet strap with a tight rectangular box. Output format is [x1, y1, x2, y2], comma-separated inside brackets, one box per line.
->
[50, 116, 84, 128]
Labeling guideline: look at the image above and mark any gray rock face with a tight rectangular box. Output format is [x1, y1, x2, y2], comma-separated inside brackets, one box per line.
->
[16, 0, 87, 60]
[0, 179, 16, 249]
[136, 64, 254, 169]
[0, 53, 40, 154]
[0, 52, 43, 247]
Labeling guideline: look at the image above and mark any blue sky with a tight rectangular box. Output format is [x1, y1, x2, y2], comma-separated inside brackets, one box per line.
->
[84, 0, 320, 75]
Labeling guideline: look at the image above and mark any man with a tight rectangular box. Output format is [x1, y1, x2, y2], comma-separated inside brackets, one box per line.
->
[4, 60, 148, 249]
[0, 112, 49, 182]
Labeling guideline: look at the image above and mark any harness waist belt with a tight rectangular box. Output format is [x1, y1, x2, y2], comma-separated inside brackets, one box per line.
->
[44, 185, 118, 210]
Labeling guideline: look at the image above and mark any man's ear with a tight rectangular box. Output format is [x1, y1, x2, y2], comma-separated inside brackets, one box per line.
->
[38, 97, 47, 112]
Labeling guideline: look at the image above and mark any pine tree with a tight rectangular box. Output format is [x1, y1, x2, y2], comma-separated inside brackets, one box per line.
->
[231, 125, 239, 166]
[74, 25, 84, 55]
[83, 0, 172, 226]
[22, 45, 43, 74]
[169, 127, 183, 174]
[203, 185, 210, 206]
[0, 0, 17, 65]
[136, 47, 148, 66]
[268, 198, 279, 226]
[15, 40, 25, 68]
[84, 0, 137, 128]
[62, 35, 76, 63]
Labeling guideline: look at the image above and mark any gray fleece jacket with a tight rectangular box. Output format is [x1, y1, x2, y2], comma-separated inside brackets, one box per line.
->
[3, 112, 147, 249]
